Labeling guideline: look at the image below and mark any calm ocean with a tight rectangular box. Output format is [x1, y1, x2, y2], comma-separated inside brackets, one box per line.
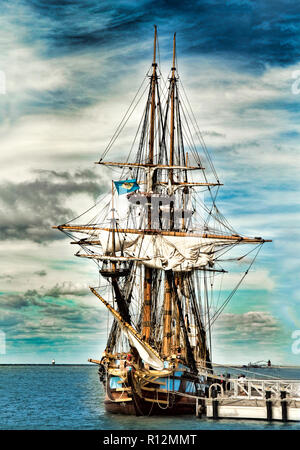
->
[0, 365, 300, 430]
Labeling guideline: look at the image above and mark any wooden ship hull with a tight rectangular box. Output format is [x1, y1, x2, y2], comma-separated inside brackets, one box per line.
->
[97, 359, 205, 416]
[104, 393, 198, 416]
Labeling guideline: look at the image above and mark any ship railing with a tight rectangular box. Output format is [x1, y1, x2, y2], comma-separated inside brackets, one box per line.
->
[215, 378, 300, 400]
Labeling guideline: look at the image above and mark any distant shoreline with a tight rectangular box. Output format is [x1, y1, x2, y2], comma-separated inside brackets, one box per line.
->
[0, 363, 299, 369]
[0, 364, 93, 366]
[214, 364, 300, 369]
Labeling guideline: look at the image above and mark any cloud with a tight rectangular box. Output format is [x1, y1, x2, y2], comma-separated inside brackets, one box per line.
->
[213, 310, 280, 342]
[0, 292, 30, 309]
[0, 281, 90, 310]
[0, 281, 106, 345]
[217, 269, 276, 292]
[34, 270, 47, 277]
[44, 281, 89, 298]
[210, 310, 290, 364]
[0, 169, 105, 243]
[0, 274, 14, 281]
[11, 0, 300, 69]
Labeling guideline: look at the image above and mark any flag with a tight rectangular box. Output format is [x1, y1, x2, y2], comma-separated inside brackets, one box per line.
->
[113, 179, 140, 195]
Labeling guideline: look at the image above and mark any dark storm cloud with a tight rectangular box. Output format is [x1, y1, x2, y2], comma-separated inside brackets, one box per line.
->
[0, 169, 104, 243]
[175, 0, 300, 67]
[21, 0, 148, 51]
[0, 283, 90, 311]
[0, 293, 30, 309]
[44, 282, 87, 298]
[9, 0, 300, 68]
[0, 284, 105, 339]
[3, 0, 299, 122]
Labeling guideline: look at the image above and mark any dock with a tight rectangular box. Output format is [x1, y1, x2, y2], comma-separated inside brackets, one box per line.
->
[196, 377, 300, 421]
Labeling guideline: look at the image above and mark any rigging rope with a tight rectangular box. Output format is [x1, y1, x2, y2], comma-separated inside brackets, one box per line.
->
[209, 244, 264, 326]
[99, 77, 149, 162]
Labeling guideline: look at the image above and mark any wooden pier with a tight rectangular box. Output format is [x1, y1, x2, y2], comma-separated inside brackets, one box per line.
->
[196, 378, 300, 422]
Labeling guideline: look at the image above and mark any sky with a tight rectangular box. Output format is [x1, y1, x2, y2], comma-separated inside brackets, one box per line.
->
[0, 0, 300, 365]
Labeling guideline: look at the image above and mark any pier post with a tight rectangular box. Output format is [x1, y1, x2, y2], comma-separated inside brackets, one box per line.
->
[196, 398, 205, 418]
[225, 373, 231, 391]
[265, 390, 272, 421]
[280, 391, 287, 422]
[212, 387, 219, 420]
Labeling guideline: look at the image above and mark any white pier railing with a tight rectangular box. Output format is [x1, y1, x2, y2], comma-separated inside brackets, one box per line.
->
[217, 378, 300, 400]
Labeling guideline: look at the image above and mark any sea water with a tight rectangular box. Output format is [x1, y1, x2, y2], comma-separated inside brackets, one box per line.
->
[0, 365, 299, 430]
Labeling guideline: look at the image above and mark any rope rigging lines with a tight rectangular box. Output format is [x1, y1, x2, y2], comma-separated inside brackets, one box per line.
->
[54, 30, 271, 372]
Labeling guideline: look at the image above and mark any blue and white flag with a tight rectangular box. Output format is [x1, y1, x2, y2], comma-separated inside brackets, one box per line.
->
[113, 179, 140, 195]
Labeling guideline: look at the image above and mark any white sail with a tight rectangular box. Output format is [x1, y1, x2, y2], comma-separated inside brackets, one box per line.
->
[89, 287, 164, 371]
[99, 230, 234, 271]
[124, 329, 164, 371]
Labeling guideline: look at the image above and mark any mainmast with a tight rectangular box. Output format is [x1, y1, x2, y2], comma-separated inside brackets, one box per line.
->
[148, 25, 157, 167]
[162, 33, 177, 357]
[169, 32, 176, 187]
[142, 26, 157, 342]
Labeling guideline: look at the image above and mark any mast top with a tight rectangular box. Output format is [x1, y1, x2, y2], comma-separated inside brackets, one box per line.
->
[153, 25, 157, 66]
[172, 32, 176, 73]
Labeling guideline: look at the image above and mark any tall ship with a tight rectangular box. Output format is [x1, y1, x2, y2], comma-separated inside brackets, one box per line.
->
[54, 27, 271, 416]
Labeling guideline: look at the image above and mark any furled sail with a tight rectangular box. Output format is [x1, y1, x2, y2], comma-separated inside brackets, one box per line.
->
[124, 330, 164, 371]
[99, 230, 235, 271]
[90, 288, 164, 371]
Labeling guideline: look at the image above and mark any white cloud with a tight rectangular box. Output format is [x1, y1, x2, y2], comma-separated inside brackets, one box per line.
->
[209, 310, 288, 364]
[217, 268, 276, 291]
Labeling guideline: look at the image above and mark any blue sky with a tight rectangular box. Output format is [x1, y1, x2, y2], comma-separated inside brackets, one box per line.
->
[0, 0, 300, 364]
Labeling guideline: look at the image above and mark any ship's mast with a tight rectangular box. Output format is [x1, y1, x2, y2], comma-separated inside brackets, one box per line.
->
[142, 26, 157, 342]
[148, 25, 157, 168]
[162, 34, 176, 357]
[169, 32, 176, 187]
[111, 181, 116, 263]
